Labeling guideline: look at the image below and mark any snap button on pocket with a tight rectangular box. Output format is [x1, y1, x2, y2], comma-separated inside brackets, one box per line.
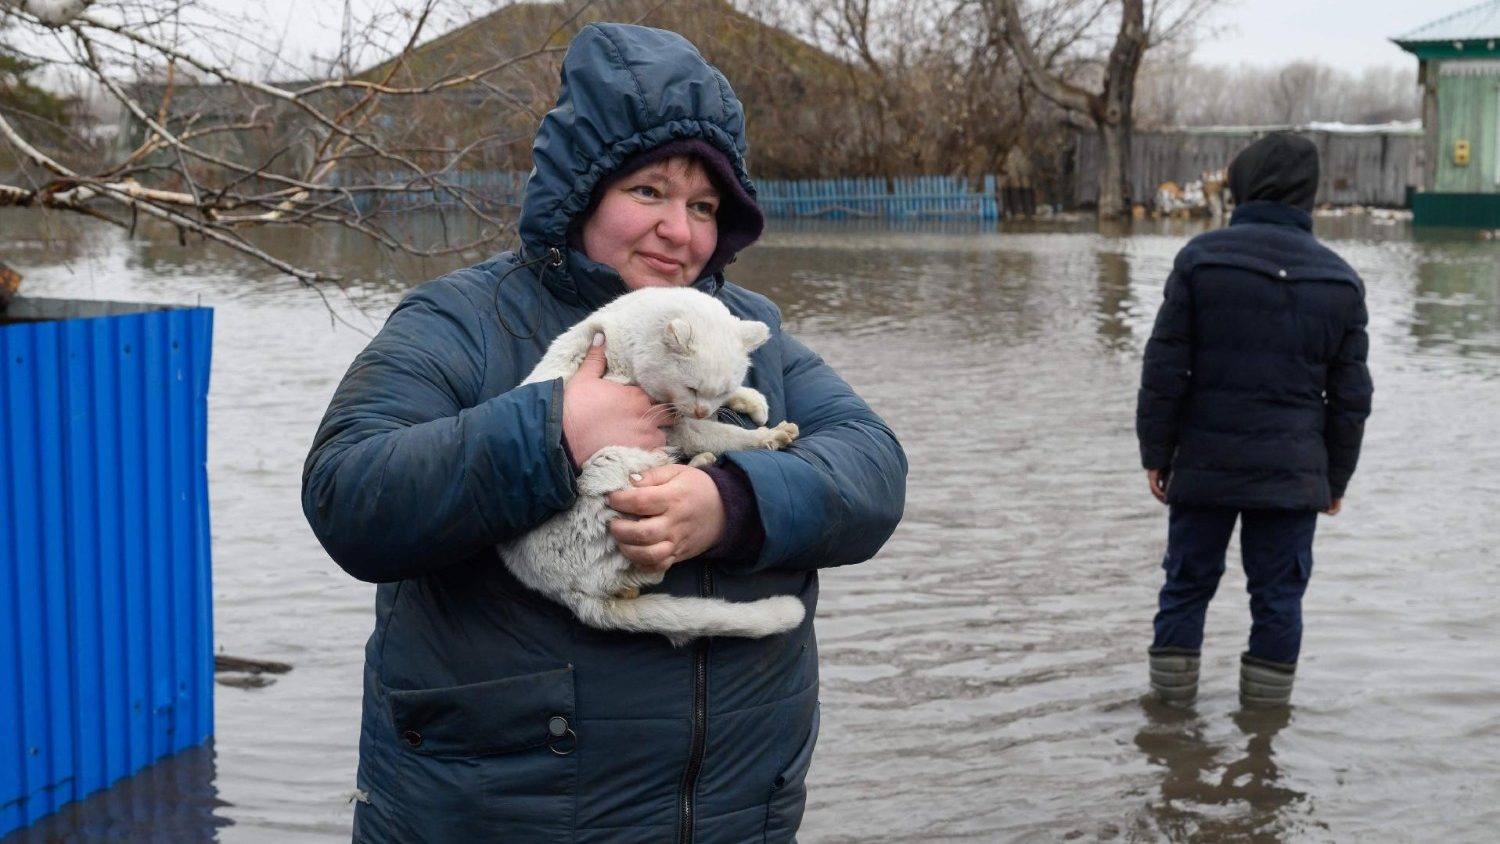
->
[402, 729, 423, 748]
[546, 715, 576, 756]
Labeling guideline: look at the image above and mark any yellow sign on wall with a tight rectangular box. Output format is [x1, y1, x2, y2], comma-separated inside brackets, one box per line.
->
[1454, 139, 1471, 166]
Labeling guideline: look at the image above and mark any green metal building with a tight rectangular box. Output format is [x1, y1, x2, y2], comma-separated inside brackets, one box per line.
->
[1395, 1, 1500, 225]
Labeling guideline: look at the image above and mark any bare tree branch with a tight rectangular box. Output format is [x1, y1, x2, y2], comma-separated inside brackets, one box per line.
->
[992, 0, 1100, 119]
[0, 0, 583, 296]
[988, 0, 1222, 217]
[1, 106, 331, 282]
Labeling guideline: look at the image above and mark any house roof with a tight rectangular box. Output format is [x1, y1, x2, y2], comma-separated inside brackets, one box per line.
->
[354, 2, 569, 85]
[1393, 0, 1500, 44]
[356, 0, 848, 88]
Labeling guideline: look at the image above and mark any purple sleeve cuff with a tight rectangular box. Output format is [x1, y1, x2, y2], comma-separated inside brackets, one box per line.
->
[699, 461, 764, 563]
[559, 429, 581, 476]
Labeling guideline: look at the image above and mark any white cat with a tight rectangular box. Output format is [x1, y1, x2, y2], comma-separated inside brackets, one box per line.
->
[496, 287, 805, 645]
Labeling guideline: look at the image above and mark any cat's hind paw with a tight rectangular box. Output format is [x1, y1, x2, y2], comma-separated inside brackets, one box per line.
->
[725, 387, 770, 425]
[688, 452, 717, 468]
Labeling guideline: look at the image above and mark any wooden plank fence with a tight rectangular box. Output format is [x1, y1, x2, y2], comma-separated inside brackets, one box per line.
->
[1074, 129, 1423, 208]
[331, 170, 1036, 220]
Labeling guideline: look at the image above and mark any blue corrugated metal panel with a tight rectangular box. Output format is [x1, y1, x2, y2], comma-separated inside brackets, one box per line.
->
[0, 304, 214, 839]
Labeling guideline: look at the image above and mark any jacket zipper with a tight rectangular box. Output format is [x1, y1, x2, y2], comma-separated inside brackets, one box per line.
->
[678, 566, 712, 844]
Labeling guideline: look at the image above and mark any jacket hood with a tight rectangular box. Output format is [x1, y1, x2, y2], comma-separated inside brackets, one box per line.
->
[518, 23, 760, 309]
[1228, 132, 1319, 212]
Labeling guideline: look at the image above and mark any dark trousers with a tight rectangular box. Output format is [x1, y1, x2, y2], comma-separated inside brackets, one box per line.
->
[1151, 506, 1318, 665]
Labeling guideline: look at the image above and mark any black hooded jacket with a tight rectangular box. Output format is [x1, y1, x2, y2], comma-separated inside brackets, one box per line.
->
[1136, 134, 1373, 510]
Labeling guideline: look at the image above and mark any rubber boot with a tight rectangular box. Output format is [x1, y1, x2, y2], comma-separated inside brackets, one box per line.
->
[1239, 652, 1296, 708]
[1148, 647, 1200, 705]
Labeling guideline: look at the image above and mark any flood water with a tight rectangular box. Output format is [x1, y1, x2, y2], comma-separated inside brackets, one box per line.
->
[4, 208, 1499, 842]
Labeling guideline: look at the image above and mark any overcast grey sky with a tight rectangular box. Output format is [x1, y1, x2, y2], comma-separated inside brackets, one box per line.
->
[1190, 0, 1451, 71]
[230, 0, 1455, 76]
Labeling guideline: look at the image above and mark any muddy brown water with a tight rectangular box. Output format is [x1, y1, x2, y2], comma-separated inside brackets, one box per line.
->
[4, 210, 1498, 842]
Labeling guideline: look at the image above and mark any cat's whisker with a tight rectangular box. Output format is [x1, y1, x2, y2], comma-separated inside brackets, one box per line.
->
[640, 404, 678, 428]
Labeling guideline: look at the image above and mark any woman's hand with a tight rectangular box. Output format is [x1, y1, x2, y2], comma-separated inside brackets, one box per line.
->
[607, 464, 726, 573]
[562, 334, 671, 468]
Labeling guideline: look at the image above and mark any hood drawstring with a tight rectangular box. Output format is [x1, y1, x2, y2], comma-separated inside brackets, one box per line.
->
[493, 247, 565, 340]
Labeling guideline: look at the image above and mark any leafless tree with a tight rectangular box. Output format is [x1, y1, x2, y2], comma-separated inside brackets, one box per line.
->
[0, 0, 578, 289]
[985, 0, 1223, 218]
[1269, 62, 1329, 125]
[1134, 60, 1419, 128]
[741, 0, 1063, 191]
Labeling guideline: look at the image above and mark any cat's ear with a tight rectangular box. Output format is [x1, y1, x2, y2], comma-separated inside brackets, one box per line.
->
[664, 317, 694, 354]
[738, 319, 770, 353]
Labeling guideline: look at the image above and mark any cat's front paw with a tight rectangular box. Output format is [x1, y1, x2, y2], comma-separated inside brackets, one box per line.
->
[726, 388, 769, 425]
[757, 421, 799, 450]
[688, 452, 717, 468]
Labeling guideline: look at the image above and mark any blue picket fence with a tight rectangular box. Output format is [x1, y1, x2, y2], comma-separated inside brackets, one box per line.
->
[329, 170, 1033, 220]
[1, 298, 215, 839]
[755, 175, 1007, 220]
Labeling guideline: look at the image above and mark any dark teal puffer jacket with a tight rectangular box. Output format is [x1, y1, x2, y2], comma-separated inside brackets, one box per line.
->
[301, 23, 907, 844]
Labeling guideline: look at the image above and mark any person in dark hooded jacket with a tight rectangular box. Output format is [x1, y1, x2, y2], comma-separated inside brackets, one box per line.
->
[1136, 132, 1372, 709]
[301, 23, 906, 843]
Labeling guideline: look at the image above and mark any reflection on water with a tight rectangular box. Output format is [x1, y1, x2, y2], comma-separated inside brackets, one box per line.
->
[1095, 250, 1136, 352]
[1133, 700, 1309, 843]
[4, 209, 1499, 842]
[0, 743, 229, 844]
[1412, 245, 1500, 358]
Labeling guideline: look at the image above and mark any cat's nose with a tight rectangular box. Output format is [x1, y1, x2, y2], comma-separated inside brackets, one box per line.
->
[693, 405, 710, 419]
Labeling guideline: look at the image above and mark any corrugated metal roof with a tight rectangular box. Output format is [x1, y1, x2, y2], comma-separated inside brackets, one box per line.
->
[1395, 0, 1500, 43]
[1, 302, 215, 838]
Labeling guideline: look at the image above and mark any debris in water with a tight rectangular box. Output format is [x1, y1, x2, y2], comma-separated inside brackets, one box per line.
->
[214, 654, 293, 689]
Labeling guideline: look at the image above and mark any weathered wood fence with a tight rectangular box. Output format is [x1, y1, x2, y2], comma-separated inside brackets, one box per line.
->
[339, 128, 1423, 219]
[1074, 127, 1423, 208]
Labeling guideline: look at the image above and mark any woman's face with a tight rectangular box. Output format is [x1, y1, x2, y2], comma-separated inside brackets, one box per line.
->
[581, 156, 720, 289]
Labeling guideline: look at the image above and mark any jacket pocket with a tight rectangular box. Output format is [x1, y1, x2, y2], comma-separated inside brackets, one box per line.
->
[1295, 549, 1314, 581]
[387, 665, 576, 758]
[1161, 552, 1185, 580]
[370, 667, 579, 840]
[764, 702, 820, 843]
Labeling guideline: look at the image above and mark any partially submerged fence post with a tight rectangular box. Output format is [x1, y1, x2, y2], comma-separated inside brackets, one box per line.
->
[1, 297, 215, 838]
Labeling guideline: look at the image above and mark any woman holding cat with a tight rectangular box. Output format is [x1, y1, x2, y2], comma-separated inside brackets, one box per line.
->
[302, 21, 906, 844]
